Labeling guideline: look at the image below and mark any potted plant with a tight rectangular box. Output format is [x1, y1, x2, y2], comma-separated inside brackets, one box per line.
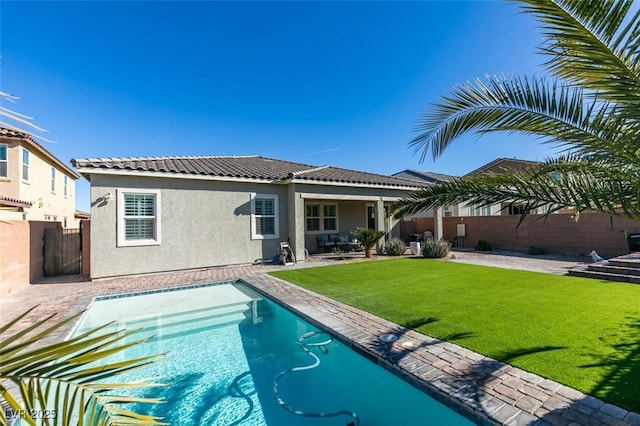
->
[351, 227, 387, 258]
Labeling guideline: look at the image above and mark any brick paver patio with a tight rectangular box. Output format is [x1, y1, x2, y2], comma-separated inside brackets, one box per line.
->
[1, 252, 638, 425]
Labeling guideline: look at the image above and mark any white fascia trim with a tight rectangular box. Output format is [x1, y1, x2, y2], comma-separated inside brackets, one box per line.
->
[290, 178, 420, 191]
[75, 167, 282, 185]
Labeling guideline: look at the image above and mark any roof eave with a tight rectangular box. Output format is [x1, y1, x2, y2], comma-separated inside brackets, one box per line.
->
[290, 177, 422, 191]
[73, 166, 286, 185]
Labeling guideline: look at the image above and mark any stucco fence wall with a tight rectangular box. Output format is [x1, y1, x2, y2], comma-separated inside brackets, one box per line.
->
[402, 212, 640, 257]
[0, 220, 61, 296]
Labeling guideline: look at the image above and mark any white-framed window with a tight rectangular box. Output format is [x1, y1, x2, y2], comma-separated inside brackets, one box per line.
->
[251, 193, 279, 239]
[471, 204, 492, 216]
[443, 205, 453, 217]
[323, 204, 337, 231]
[51, 167, 56, 192]
[0, 144, 7, 178]
[305, 202, 338, 233]
[117, 189, 161, 247]
[306, 204, 320, 232]
[22, 149, 30, 181]
[64, 175, 68, 196]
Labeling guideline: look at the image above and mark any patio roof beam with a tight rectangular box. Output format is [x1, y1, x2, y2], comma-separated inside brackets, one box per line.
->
[298, 193, 401, 202]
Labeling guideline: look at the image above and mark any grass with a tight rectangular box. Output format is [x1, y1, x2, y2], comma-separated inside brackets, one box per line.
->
[271, 258, 640, 412]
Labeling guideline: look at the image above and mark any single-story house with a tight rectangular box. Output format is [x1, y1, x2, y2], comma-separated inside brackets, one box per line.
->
[72, 155, 423, 279]
[395, 158, 547, 219]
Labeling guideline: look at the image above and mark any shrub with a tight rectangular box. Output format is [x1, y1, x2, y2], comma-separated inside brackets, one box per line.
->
[528, 245, 547, 255]
[475, 239, 493, 251]
[384, 238, 407, 256]
[422, 239, 451, 258]
[332, 246, 346, 260]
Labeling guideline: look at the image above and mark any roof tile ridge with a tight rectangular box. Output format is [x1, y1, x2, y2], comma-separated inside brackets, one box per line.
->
[82, 155, 261, 162]
[323, 164, 422, 182]
[290, 165, 330, 177]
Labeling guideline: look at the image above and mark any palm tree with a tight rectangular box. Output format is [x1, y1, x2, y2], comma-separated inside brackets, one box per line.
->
[1, 307, 165, 426]
[351, 227, 387, 258]
[394, 0, 640, 222]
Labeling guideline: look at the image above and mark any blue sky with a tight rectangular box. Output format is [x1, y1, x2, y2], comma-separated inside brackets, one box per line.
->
[1, 1, 555, 211]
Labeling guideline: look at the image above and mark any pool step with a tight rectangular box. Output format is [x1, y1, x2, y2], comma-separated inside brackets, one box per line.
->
[116, 302, 254, 338]
[568, 253, 640, 284]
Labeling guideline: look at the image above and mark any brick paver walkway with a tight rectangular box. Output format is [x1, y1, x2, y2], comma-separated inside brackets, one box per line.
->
[1, 251, 638, 425]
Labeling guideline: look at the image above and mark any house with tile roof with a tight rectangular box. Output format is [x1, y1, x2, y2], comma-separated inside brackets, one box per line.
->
[0, 127, 81, 227]
[395, 158, 547, 218]
[393, 159, 549, 240]
[72, 155, 423, 279]
[464, 158, 548, 216]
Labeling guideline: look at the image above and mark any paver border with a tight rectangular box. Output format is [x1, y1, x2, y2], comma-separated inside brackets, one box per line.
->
[3, 253, 638, 425]
[239, 273, 640, 426]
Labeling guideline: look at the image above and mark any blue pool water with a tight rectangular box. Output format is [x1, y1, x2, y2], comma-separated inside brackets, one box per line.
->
[72, 281, 474, 425]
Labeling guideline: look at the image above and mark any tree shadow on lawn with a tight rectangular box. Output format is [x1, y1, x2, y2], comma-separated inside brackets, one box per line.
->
[363, 316, 575, 424]
[361, 313, 639, 423]
[538, 318, 640, 426]
[579, 316, 640, 414]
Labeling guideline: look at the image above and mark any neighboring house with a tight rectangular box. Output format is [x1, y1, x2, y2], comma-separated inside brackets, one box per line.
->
[392, 170, 460, 217]
[393, 158, 545, 239]
[395, 158, 545, 218]
[0, 127, 81, 227]
[71, 155, 423, 279]
[463, 158, 543, 216]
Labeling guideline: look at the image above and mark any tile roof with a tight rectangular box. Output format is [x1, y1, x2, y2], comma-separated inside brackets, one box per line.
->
[0, 127, 81, 179]
[392, 169, 457, 184]
[0, 194, 33, 208]
[72, 155, 424, 188]
[465, 157, 539, 177]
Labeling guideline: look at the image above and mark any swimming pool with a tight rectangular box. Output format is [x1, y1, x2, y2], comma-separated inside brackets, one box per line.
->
[72, 281, 475, 425]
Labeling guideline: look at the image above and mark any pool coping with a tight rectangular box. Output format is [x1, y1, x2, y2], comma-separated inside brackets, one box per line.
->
[239, 273, 640, 426]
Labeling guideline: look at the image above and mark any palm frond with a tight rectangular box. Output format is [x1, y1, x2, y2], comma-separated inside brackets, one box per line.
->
[512, 0, 640, 107]
[0, 308, 166, 425]
[410, 75, 635, 162]
[394, 163, 640, 221]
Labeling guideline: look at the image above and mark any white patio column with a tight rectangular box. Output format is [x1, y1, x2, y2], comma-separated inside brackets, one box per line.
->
[375, 199, 385, 232]
[288, 184, 306, 262]
[433, 207, 443, 240]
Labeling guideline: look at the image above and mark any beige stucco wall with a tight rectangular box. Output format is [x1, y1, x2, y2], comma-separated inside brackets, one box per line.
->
[0, 140, 77, 227]
[0, 141, 21, 198]
[89, 174, 288, 278]
[88, 175, 414, 278]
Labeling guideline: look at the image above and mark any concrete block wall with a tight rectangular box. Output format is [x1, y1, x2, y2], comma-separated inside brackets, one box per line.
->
[0, 221, 30, 295]
[403, 213, 640, 257]
[0, 220, 62, 296]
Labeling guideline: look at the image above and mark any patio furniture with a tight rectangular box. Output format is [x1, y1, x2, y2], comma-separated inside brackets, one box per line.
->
[317, 233, 362, 252]
[346, 235, 363, 252]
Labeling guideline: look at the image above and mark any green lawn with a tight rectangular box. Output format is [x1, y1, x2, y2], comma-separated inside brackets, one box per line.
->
[270, 258, 640, 412]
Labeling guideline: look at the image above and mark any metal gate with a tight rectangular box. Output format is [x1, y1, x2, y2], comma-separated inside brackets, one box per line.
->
[44, 228, 82, 276]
